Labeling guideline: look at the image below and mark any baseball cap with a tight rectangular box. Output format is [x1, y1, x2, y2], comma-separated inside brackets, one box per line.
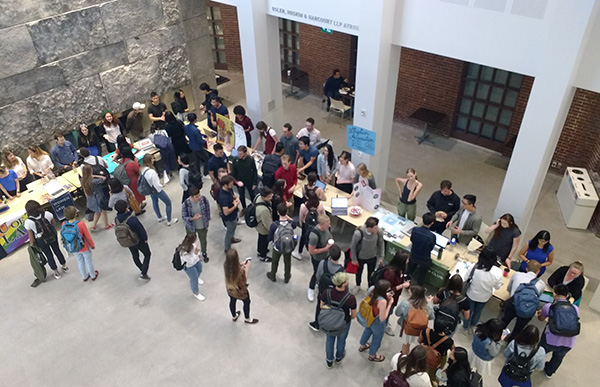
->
[132, 102, 146, 110]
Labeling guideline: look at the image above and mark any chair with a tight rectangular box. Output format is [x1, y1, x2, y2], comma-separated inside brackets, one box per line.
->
[328, 98, 352, 126]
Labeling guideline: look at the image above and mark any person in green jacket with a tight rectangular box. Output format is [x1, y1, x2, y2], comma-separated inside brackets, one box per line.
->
[255, 187, 273, 262]
[231, 145, 258, 217]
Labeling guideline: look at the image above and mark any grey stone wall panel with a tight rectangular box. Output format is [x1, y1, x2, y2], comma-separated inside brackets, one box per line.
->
[126, 24, 184, 63]
[186, 36, 215, 111]
[0, 0, 62, 30]
[100, 0, 165, 44]
[0, 64, 65, 108]
[0, 26, 39, 79]
[0, 100, 44, 152]
[99, 56, 161, 112]
[158, 45, 191, 90]
[162, 0, 181, 25]
[28, 7, 108, 64]
[177, 0, 206, 21]
[32, 75, 108, 133]
[60, 42, 128, 84]
[182, 15, 210, 42]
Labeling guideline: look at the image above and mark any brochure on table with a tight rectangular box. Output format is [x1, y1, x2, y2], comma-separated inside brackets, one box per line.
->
[352, 178, 381, 212]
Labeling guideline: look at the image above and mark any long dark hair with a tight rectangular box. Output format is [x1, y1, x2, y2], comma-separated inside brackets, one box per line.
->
[108, 178, 124, 194]
[446, 347, 471, 382]
[178, 233, 197, 254]
[476, 246, 498, 271]
[475, 318, 504, 342]
[389, 251, 408, 278]
[443, 274, 463, 295]
[370, 279, 391, 306]
[224, 249, 241, 286]
[397, 345, 428, 378]
[515, 325, 540, 347]
[305, 190, 320, 210]
[493, 213, 518, 239]
[273, 179, 285, 199]
[528, 230, 551, 253]
[323, 144, 335, 169]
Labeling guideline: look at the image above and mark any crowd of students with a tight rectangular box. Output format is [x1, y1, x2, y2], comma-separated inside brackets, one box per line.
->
[4, 87, 585, 387]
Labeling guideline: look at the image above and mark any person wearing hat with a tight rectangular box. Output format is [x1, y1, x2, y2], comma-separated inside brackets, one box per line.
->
[127, 102, 146, 141]
[320, 271, 357, 369]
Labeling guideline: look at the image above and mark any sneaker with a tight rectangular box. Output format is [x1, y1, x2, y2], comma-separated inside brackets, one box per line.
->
[202, 253, 209, 263]
[307, 288, 315, 302]
[326, 360, 333, 369]
[163, 171, 170, 185]
[91, 270, 99, 281]
[231, 237, 241, 244]
[198, 277, 204, 285]
[335, 351, 346, 363]
[384, 324, 395, 336]
[266, 272, 276, 282]
[308, 321, 319, 332]
[543, 370, 552, 379]
[157, 216, 167, 223]
[83, 275, 91, 282]
[194, 293, 206, 301]
[237, 218, 245, 225]
[62, 266, 69, 273]
[284, 275, 291, 284]
[292, 251, 302, 260]
[166, 218, 178, 226]
[139, 274, 151, 281]
[53, 272, 62, 280]
[259, 256, 272, 262]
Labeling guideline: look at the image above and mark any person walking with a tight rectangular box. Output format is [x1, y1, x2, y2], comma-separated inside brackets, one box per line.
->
[407, 212, 437, 286]
[181, 186, 211, 263]
[498, 325, 546, 387]
[351, 216, 385, 288]
[321, 272, 357, 369]
[219, 175, 241, 252]
[24, 200, 69, 280]
[61, 206, 98, 282]
[307, 214, 333, 302]
[266, 203, 298, 283]
[114, 200, 152, 280]
[141, 154, 178, 226]
[358, 279, 394, 362]
[224, 249, 258, 324]
[177, 233, 206, 301]
[396, 285, 435, 355]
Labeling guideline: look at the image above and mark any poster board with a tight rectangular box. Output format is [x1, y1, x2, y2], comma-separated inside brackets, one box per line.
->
[352, 179, 381, 212]
[215, 113, 234, 147]
[49, 192, 76, 221]
[233, 122, 246, 149]
[0, 209, 29, 258]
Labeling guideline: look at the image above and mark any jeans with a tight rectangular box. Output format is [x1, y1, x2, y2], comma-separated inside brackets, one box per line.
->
[229, 295, 251, 319]
[356, 257, 377, 286]
[464, 296, 487, 328]
[257, 233, 269, 258]
[270, 249, 291, 280]
[181, 189, 190, 203]
[129, 241, 151, 276]
[237, 184, 255, 209]
[36, 239, 66, 271]
[309, 257, 321, 290]
[224, 218, 238, 250]
[150, 189, 172, 221]
[500, 297, 533, 342]
[407, 259, 431, 286]
[158, 143, 176, 174]
[298, 223, 309, 253]
[540, 334, 571, 376]
[184, 260, 203, 294]
[360, 317, 386, 356]
[74, 250, 95, 279]
[326, 322, 351, 362]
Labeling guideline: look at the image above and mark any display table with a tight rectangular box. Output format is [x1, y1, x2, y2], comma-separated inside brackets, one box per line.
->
[101, 140, 159, 174]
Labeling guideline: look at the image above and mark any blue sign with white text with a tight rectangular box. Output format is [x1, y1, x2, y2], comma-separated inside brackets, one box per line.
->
[346, 125, 376, 156]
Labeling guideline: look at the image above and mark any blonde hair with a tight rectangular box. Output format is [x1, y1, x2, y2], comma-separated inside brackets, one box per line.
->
[357, 163, 372, 178]
[142, 154, 155, 168]
[28, 145, 48, 159]
[281, 154, 290, 162]
[2, 150, 18, 168]
[569, 261, 584, 275]
[317, 214, 330, 225]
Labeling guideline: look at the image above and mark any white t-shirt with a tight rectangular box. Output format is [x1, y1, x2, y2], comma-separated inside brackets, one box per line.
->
[508, 271, 546, 297]
[24, 211, 55, 238]
[180, 242, 201, 267]
[406, 372, 432, 387]
[336, 161, 356, 183]
[83, 155, 108, 168]
[9, 156, 27, 178]
[141, 167, 162, 192]
[466, 265, 503, 302]
[104, 124, 121, 143]
[296, 127, 321, 146]
[26, 155, 54, 175]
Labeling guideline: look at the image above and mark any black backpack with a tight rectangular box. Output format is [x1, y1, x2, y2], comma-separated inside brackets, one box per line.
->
[88, 156, 110, 184]
[305, 209, 319, 231]
[318, 261, 344, 291]
[172, 248, 185, 271]
[469, 371, 483, 387]
[548, 300, 580, 337]
[33, 215, 57, 244]
[185, 166, 203, 189]
[244, 196, 269, 228]
[261, 155, 280, 188]
[434, 291, 461, 335]
[370, 265, 389, 285]
[503, 344, 537, 382]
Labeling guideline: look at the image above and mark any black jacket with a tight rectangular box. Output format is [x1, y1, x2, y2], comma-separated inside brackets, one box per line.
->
[548, 266, 585, 301]
[427, 190, 461, 221]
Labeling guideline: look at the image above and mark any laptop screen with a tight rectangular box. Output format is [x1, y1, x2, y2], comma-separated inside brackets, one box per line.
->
[315, 180, 327, 191]
[331, 197, 348, 208]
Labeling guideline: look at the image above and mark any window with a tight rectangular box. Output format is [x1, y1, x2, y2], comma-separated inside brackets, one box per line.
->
[454, 64, 524, 148]
[279, 18, 300, 70]
[207, 6, 227, 69]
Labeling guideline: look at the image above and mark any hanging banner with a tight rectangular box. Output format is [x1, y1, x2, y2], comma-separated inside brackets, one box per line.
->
[347, 125, 376, 156]
[0, 209, 29, 258]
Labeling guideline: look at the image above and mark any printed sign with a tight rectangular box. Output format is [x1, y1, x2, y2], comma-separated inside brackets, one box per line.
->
[0, 210, 29, 258]
[215, 113, 234, 147]
[347, 125, 376, 156]
[49, 192, 76, 221]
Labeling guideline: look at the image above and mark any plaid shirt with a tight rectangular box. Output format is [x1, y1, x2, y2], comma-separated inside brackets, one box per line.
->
[182, 196, 211, 231]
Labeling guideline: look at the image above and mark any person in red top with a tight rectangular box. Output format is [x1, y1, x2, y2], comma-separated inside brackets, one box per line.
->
[253, 121, 279, 155]
[121, 156, 145, 204]
[62, 206, 98, 281]
[233, 105, 254, 147]
[383, 251, 411, 336]
[275, 155, 297, 201]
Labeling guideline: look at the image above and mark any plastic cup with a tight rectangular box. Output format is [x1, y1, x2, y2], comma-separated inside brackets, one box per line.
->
[328, 239, 334, 245]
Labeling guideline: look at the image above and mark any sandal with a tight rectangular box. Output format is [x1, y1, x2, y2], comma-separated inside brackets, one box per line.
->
[232, 311, 241, 322]
[368, 354, 385, 362]
[105, 224, 114, 230]
[358, 343, 371, 352]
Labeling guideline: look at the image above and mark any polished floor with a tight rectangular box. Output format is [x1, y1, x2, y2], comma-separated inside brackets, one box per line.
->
[1, 71, 598, 386]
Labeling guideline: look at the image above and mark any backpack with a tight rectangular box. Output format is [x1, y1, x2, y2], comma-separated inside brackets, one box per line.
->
[423, 328, 449, 371]
[186, 167, 203, 189]
[172, 248, 184, 271]
[358, 295, 377, 328]
[402, 306, 429, 336]
[137, 169, 156, 196]
[210, 182, 220, 202]
[318, 260, 344, 291]
[60, 221, 84, 253]
[305, 209, 319, 232]
[244, 196, 268, 228]
[274, 221, 296, 254]
[434, 292, 461, 335]
[153, 133, 170, 149]
[383, 370, 410, 387]
[33, 215, 57, 244]
[513, 278, 540, 318]
[548, 300, 580, 337]
[502, 344, 537, 382]
[261, 155, 280, 188]
[318, 289, 352, 336]
[370, 265, 389, 286]
[113, 160, 133, 186]
[469, 371, 483, 387]
[89, 156, 110, 183]
[114, 214, 140, 248]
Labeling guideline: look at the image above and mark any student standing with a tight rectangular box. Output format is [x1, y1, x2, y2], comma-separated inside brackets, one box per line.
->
[383, 251, 411, 336]
[418, 326, 455, 383]
[207, 143, 230, 184]
[407, 213, 437, 286]
[224, 249, 258, 324]
[261, 143, 284, 189]
[165, 111, 191, 157]
[396, 285, 435, 355]
[307, 215, 333, 302]
[267, 203, 298, 283]
[114, 200, 152, 280]
[81, 165, 113, 231]
[108, 178, 143, 216]
[141, 154, 178, 226]
[426, 180, 461, 235]
[255, 187, 273, 262]
[0, 166, 20, 200]
[101, 111, 124, 152]
[464, 246, 503, 330]
[208, 96, 229, 131]
[78, 124, 102, 156]
[219, 175, 241, 252]
[50, 132, 78, 172]
[485, 213, 521, 268]
[317, 143, 337, 184]
[297, 190, 325, 259]
[498, 325, 546, 387]
[432, 274, 470, 337]
[518, 230, 554, 277]
[386, 345, 432, 387]
[395, 168, 423, 221]
[302, 172, 326, 202]
[2, 149, 33, 191]
[359, 279, 394, 362]
[355, 163, 376, 189]
[233, 105, 254, 146]
[351, 216, 385, 288]
[309, 244, 345, 332]
[147, 92, 167, 129]
[62, 206, 98, 282]
[280, 123, 299, 163]
[335, 151, 356, 194]
[447, 194, 483, 245]
[470, 318, 504, 377]
[26, 145, 54, 179]
[297, 136, 319, 175]
[178, 233, 206, 301]
[231, 145, 258, 215]
[252, 121, 279, 154]
[182, 186, 211, 263]
[274, 155, 298, 203]
[444, 347, 473, 387]
[184, 113, 208, 173]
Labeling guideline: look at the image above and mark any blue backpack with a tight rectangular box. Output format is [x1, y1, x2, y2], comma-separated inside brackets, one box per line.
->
[549, 300, 580, 337]
[61, 221, 85, 253]
[513, 278, 540, 318]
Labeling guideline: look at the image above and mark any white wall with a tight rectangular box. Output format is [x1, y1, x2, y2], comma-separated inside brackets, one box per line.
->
[575, 3, 600, 93]
[266, 0, 360, 35]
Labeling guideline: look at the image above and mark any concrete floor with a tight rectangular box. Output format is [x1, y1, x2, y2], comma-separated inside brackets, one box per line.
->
[1, 71, 599, 386]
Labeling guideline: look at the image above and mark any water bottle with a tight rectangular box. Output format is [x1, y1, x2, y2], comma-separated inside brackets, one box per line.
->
[437, 246, 444, 260]
[448, 237, 456, 251]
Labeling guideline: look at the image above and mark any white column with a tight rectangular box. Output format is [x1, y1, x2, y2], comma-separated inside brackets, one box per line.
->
[494, 1, 599, 233]
[352, 0, 401, 190]
[234, 0, 284, 140]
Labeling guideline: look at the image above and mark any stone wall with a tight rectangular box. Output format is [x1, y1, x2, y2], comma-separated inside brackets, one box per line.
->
[0, 0, 214, 152]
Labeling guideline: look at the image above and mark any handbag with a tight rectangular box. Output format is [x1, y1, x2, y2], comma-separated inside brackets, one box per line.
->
[125, 187, 141, 213]
[346, 260, 359, 274]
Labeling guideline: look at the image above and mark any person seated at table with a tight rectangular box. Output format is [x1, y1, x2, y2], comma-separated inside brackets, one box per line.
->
[233, 105, 254, 147]
[355, 163, 376, 189]
[78, 124, 102, 156]
[323, 69, 348, 111]
[297, 136, 319, 176]
[296, 118, 322, 147]
[446, 194, 482, 245]
[252, 121, 278, 155]
[302, 172, 326, 202]
[50, 132, 78, 173]
[317, 143, 337, 185]
[547, 261, 585, 306]
[426, 180, 460, 235]
[0, 166, 20, 200]
[26, 145, 54, 179]
[335, 151, 356, 194]
[2, 149, 33, 192]
[208, 96, 229, 131]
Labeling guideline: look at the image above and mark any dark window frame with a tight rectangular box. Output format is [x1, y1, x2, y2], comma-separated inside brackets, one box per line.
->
[279, 18, 300, 70]
[207, 6, 227, 70]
